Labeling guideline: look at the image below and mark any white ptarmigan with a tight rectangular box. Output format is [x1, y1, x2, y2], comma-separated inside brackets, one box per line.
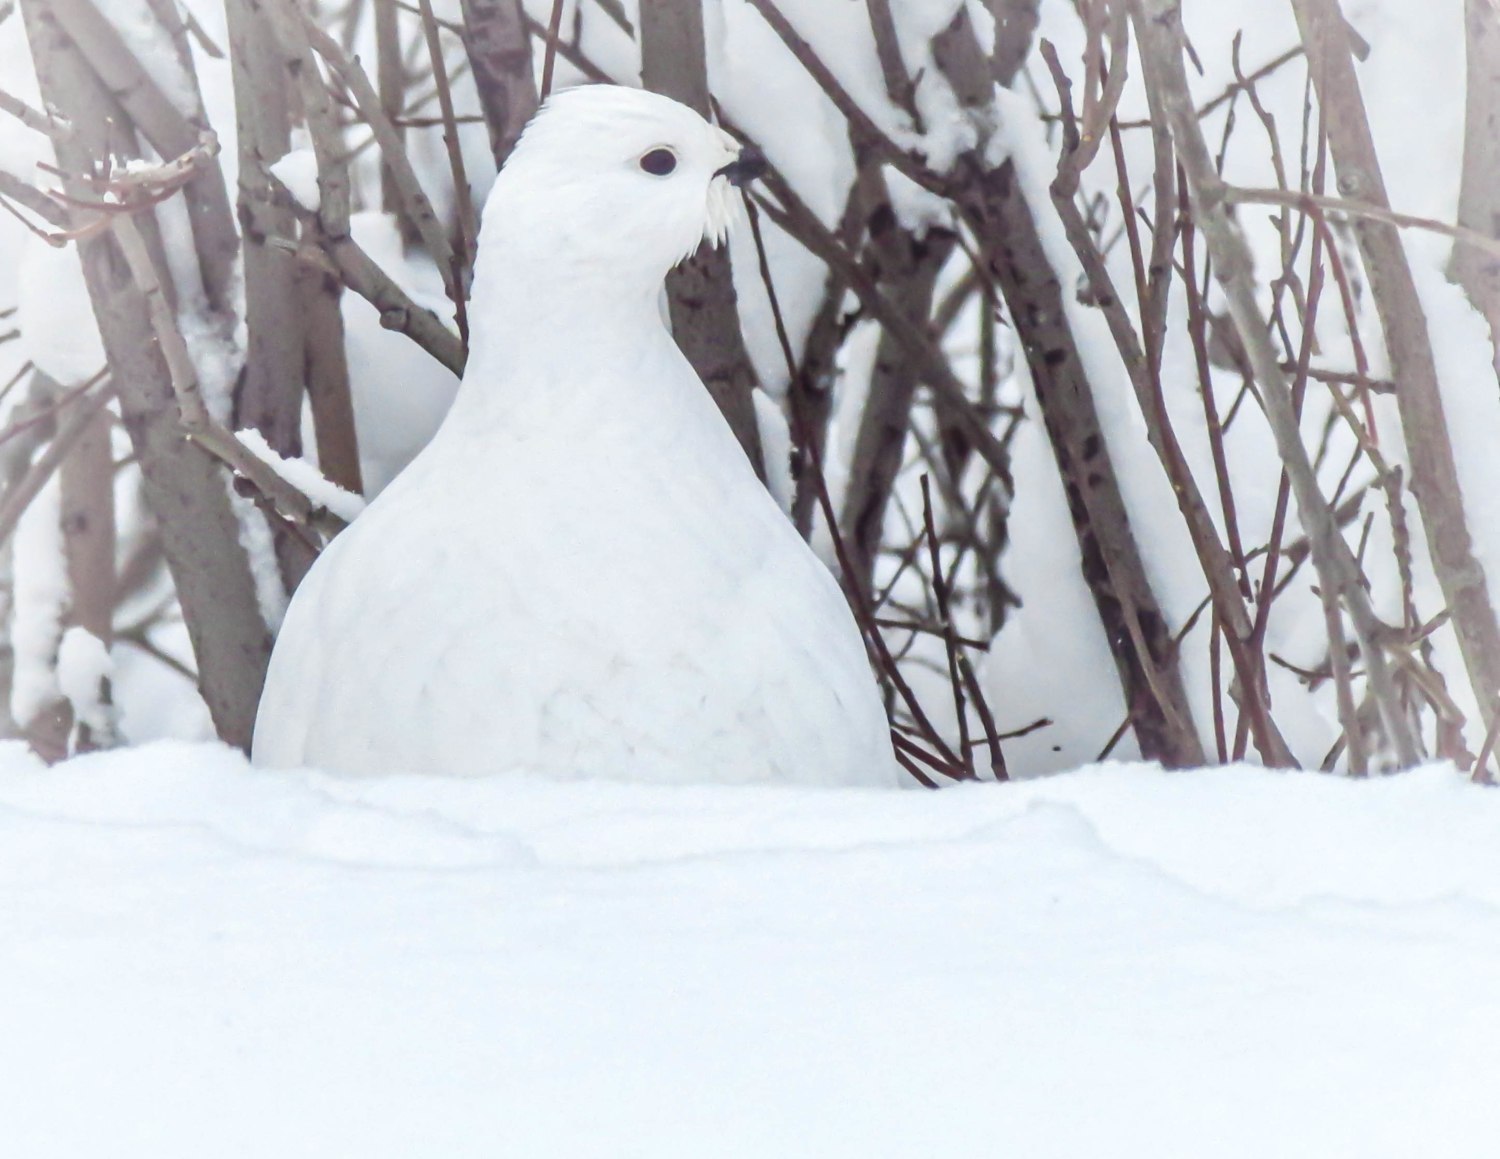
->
[252, 86, 900, 787]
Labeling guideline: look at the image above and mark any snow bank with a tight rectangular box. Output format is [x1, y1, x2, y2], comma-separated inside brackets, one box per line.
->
[0, 742, 1496, 1156]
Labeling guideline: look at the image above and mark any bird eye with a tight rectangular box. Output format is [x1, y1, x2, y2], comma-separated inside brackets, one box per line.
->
[639, 148, 678, 176]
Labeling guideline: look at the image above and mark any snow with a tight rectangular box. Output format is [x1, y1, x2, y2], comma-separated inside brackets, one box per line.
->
[178, 300, 241, 425]
[100, 0, 205, 119]
[1, 10, 1497, 1140]
[110, 618, 216, 745]
[1415, 253, 1500, 612]
[268, 144, 321, 214]
[1, 741, 1497, 1156]
[341, 212, 460, 495]
[230, 485, 289, 634]
[883, 164, 955, 234]
[16, 237, 105, 387]
[713, 1, 858, 228]
[753, 384, 794, 513]
[55, 624, 115, 740]
[153, 175, 213, 326]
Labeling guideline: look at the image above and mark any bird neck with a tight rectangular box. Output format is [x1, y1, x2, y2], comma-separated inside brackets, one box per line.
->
[446, 237, 685, 438]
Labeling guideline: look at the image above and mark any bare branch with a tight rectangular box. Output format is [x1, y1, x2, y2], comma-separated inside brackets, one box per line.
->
[1133, 0, 1419, 766]
[294, 2, 463, 314]
[1292, 0, 1500, 742]
[642, 0, 766, 478]
[320, 231, 466, 375]
[0, 84, 69, 138]
[110, 210, 343, 541]
[459, 0, 537, 168]
[23, 0, 273, 750]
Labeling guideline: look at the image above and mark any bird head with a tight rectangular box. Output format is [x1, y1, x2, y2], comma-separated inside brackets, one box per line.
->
[480, 85, 764, 288]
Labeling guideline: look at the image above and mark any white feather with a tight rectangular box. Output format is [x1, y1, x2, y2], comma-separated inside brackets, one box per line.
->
[253, 86, 898, 787]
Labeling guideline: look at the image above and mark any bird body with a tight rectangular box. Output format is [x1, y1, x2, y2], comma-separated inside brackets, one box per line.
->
[252, 86, 899, 787]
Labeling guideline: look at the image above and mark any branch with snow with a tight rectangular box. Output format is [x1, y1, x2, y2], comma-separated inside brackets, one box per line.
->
[233, 429, 366, 526]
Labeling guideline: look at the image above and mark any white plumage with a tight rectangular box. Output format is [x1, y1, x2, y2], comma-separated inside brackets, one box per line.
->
[252, 86, 899, 787]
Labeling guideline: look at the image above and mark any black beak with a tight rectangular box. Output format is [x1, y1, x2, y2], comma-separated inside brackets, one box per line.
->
[715, 147, 768, 188]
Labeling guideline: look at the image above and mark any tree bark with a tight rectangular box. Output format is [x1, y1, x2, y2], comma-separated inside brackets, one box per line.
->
[639, 0, 766, 479]
[935, 6, 1205, 766]
[45, 0, 237, 313]
[58, 414, 114, 643]
[299, 231, 363, 496]
[225, 0, 318, 588]
[375, 0, 409, 220]
[460, 0, 538, 168]
[840, 165, 956, 599]
[225, 0, 308, 457]
[265, 3, 362, 497]
[786, 175, 864, 537]
[23, 0, 273, 751]
[59, 377, 116, 752]
[0, 378, 64, 743]
[984, 0, 1041, 89]
[1135, 0, 1419, 766]
[1452, 0, 1500, 367]
[1292, 0, 1500, 732]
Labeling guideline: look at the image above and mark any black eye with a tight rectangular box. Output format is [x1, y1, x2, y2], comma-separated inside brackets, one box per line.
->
[640, 148, 678, 176]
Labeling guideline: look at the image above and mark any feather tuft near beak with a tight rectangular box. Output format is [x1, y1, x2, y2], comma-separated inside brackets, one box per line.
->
[715, 147, 768, 188]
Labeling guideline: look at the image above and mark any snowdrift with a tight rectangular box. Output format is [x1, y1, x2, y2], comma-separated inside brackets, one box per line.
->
[0, 742, 1496, 1156]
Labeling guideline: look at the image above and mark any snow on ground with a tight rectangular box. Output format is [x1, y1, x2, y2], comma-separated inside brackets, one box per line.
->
[0, 742, 1496, 1157]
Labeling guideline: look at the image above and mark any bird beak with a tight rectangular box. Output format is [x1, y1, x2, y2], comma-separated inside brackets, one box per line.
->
[714, 147, 768, 188]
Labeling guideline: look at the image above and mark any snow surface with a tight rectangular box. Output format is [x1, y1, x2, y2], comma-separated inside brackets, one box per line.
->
[0, 742, 1496, 1156]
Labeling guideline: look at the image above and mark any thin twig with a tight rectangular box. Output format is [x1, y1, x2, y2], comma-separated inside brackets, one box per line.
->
[0, 369, 106, 450]
[1134, 0, 1419, 767]
[1472, 697, 1500, 785]
[740, 0, 947, 196]
[920, 474, 972, 774]
[295, 3, 464, 320]
[539, 0, 566, 100]
[416, 0, 475, 347]
[111, 210, 343, 542]
[0, 381, 112, 545]
[0, 84, 70, 138]
[1227, 183, 1500, 264]
[743, 193, 968, 782]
